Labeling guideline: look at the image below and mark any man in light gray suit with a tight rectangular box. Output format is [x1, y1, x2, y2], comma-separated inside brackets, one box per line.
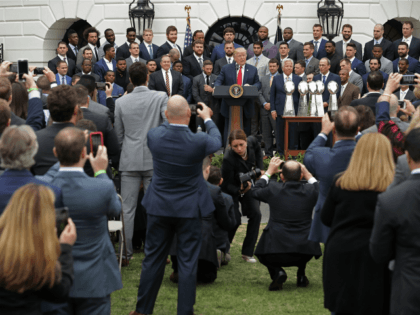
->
[276, 27, 304, 62]
[76, 27, 100, 66]
[340, 59, 363, 94]
[303, 42, 320, 75]
[125, 42, 147, 69]
[364, 45, 393, 75]
[114, 62, 168, 261]
[335, 24, 363, 60]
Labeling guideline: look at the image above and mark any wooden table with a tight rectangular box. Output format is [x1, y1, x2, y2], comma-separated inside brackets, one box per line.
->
[283, 116, 322, 160]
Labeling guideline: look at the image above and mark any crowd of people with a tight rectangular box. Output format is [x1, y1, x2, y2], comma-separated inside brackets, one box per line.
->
[0, 19, 419, 315]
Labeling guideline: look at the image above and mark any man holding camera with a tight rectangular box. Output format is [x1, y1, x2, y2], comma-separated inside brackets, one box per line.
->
[251, 157, 321, 291]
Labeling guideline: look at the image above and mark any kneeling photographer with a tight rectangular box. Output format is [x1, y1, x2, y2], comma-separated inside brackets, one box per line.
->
[221, 129, 263, 263]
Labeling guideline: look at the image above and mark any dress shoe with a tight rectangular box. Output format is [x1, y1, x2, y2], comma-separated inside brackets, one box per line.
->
[269, 270, 287, 291]
[169, 272, 179, 284]
[297, 275, 309, 287]
[242, 255, 257, 263]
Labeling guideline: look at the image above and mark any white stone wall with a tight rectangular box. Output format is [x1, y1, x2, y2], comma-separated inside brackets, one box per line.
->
[0, 0, 419, 66]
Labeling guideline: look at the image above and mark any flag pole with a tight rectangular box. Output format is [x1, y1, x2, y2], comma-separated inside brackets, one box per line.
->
[275, 4, 284, 43]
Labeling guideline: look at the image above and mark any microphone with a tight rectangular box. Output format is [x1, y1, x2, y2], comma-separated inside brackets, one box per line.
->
[235, 63, 239, 71]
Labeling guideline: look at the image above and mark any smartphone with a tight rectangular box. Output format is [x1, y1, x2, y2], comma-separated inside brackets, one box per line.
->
[33, 67, 44, 75]
[10, 64, 17, 73]
[398, 100, 406, 109]
[56, 207, 69, 237]
[400, 75, 416, 86]
[96, 82, 106, 91]
[17, 59, 28, 81]
[327, 110, 336, 122]
[90, 131, 104, 157]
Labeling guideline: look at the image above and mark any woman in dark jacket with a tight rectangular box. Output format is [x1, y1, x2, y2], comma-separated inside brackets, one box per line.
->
[321, 133, 395, 315]
[221, 129, 264, 263]
[0, 184, 77, 315]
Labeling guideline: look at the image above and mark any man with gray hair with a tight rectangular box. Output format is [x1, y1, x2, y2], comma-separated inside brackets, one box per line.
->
[363, 23, 394, 62]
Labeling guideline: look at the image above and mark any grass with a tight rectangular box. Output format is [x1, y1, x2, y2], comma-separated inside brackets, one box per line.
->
[111, 224, 328, 315]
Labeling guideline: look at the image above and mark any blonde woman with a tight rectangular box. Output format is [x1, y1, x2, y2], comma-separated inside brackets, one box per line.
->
[0, 183, 76, 315]
[321, 133, 394, 315]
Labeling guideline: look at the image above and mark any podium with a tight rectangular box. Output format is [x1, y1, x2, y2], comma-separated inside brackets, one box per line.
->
[213, 85, 259, 135]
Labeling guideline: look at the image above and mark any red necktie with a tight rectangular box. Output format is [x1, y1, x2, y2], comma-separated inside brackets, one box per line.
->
[237, 66, 242, 86]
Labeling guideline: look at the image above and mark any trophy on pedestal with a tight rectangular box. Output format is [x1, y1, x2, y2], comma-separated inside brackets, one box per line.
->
[308, 81, 318, 117]
[327, 81, 339, 118]
[297, 81, 309, 116]
[283, 81, 296, 116]
[315, 80, 325, 117]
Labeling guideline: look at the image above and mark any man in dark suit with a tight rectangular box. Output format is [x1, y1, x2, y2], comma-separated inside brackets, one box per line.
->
[139, 29, 159, 61]
[115, 27, 137, 60]
[276, 41, 292, 75]
[392, 21, 420, 60]
[173, 61, 192, 103]
[363, 23, 394, 62]
[93, 44, 116, 82]
[55, 61, 72, 85]
[148, 55, 184, 97]
[362, 58, 389, 95]
[311, 24, 328, 60]
[370, 128, 420, 315]
[76, 27, 100, 66]
[335, 24, 363, 60]
[182, 40, 210, 81]
[213, 41, 235, 75]
[75, 59, 100, 82]
[48, 41, 76, 76]
[252, 157, 322, 290]
[211, 27, 243, 64]
[303, 42, 320, 75]
[392, 42, 419, 73]
[394, 85, 417, 103]
[304, 106, 358, 243]
[270, 58, 302, 155]
[276, 27, 304, 62]
[184, 30, 211, 59]
[156, 25, 183, 59]
[115, 57, 130, 91]
[337, 69, 360, 107]
[128, 98, 222, 315]
[325, 41, 341, 74]
[214, 47, 261, 141]
[351, 71, 384, 113]
[66, 29, 79, 62]
[346, 42, 366, 76]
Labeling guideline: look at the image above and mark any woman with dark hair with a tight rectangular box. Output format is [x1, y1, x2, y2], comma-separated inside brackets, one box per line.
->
[221, 129, 264, 263]
[10, 82, 28, 119]
[355, 105, 375, 132]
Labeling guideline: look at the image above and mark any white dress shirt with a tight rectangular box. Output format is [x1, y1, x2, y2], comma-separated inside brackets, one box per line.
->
[402, 35, 413, 47]
[236, 64, 245, 84]
[343, 39, 351, 56]
[349, 57, 355, 64]
[283, 73, 292, 82]
[321, 71, 330, 82]
[161, 69, 172, 95]
[167, 40, 181, 59]
[58, 54, 68, 65]
[88, 43, 98, 59]
[68, 43, 78, 56]
[131, 55, 140, 63]
[59, 167, 84, 172]
[226, 55, 233, 64]
[400, 89, 408, 101]
[194, 53, 204, 65]
[341, 82, 348, 95]
[374, 37, 383, 45]
[104, 58, 113, 71]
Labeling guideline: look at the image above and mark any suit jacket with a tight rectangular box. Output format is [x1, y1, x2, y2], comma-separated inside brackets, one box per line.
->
[388, 154, 410, 190]
[211, 42, 243, 63]
[350, 92, 382, 114]
[392, 56, 419, 73]
[48, 56, 76, 76]
[182, 54, 211, 81]
[125, 56, 147, 69]
[393, 36, 420, 60]
[55, 73, 72, 85]
[183, 43, 211, 59]
[75, 71, 100, 82]
[349, 71, 363, 94]
[327, 53, 341, 74]
[49, 171, 122, 298]
[156, 42, 183, 59]
[115, 42, 131, 60]
[0, 169, 63, 215]
[213, 56, 235, 76]
[313, 72, 341, 103]
[93, 58, 117, 82]
[311, 38, 328, 59]
[76, 45, 99, 66]
[304, 136, 356, 243]
[362, 71, 388, 95]
[148, 69, 184, 96]
[88, 98, 111, 122]
[246, 54, 270, 79]
[276, 39, 304, 62]
[370, 173, 420, 315]
[213, 191, 235, 251]
[270, 73, 302, 115]
[248, 40, 278, 59]
[142, 120, 222, 218]
[258, 74, 276, 115]
[351, 57, 366, 76]
[394, 89, 417, 103]
[363, 38, 394, 62]
[305, 56, 320, 75]
[252, 177, 322, 257]
[66, 45, 78, 62]
[335, 39, 363, 61]
[192, 73, 217, 106]
[365, 56, 393, 75]
[338, 82, 359, 107]
[214, 63, 261, 119]
[182, 75, 192, 103]
[362, 116, 409, 135]
[139, 42, 159, 60]
[97, 83, 124, 105]
[114, 86, 167, 171]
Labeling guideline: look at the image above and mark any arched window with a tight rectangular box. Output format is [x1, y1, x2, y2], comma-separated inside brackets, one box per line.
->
[383, 19, 402, 42]
[62, 20, 96, 48]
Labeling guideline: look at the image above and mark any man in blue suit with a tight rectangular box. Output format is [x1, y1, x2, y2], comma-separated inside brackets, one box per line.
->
[311, 24, 327, 60]
[392, 42, 419, 73]
[270, 58, 302, 155]
[46, 127, 122, 315]
[346, 43, 366, 76]
[97, 71, 124, 105]
[55, 60, 72, 85]
[129, 97, 222, 315]
[139, 29, 159, 61]
[214, 48, 261, 143]
[173, 60, 192, 103]
[304, 107, 358, 243]
[94, 44, 117, 82]
[211, 27, 243, 64]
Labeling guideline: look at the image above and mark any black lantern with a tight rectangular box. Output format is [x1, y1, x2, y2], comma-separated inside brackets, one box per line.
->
[129, 0, 155, 42]
[317, 0, 344, 41]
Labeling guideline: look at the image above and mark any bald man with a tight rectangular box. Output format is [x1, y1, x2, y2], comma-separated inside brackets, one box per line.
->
[129, 97, 222, 315]
[247, 26, 278, 59]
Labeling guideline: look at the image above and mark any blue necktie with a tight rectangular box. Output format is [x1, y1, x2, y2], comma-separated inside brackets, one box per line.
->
[314, 41, 319, 56]
[62, 76, 65, 85]
[323, 75, 326, 84]
[305, 59, 309, 66]
[148, 44, 153, 58]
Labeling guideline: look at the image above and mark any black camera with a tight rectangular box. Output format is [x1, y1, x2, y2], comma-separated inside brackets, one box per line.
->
[239, 168, 262, 189]
[189, 103, 203, 115]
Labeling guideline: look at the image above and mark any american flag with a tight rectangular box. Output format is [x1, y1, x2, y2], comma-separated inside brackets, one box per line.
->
[184, 15, 193, 49]
[275, 8, 283, 43]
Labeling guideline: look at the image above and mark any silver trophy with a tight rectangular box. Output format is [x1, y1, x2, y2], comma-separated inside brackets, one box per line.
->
[327, 81, 339, 117]
[308, 81, 318, 117]
[315, 80, 325, 117]
[283, 81, 296, 117]
[297, 81, 309, 116]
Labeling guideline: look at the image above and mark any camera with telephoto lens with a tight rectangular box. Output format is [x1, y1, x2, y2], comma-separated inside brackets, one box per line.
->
[239, 168, 262, 189]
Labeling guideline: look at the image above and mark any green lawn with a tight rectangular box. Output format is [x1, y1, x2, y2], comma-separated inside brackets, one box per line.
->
[111, 224, 328, 315]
